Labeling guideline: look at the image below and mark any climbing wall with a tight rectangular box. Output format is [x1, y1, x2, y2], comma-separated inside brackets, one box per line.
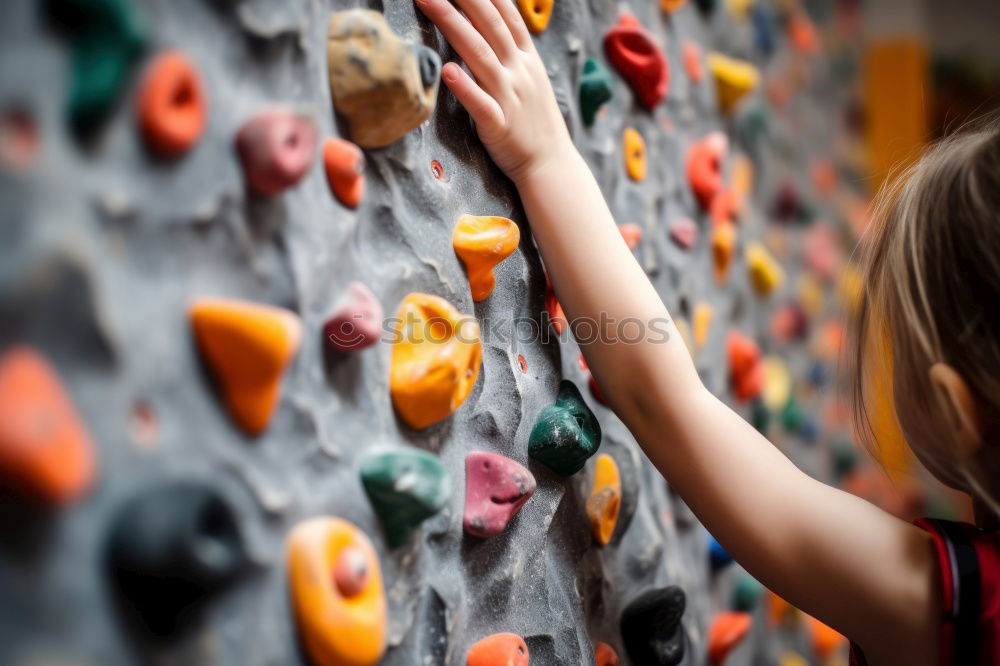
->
[0, 0, 872, 664]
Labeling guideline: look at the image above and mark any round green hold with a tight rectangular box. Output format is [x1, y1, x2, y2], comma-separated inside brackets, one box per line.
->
[579, 58, 613, 127]
[528, 380, 602, 476]
[359, 448, 450, 548]
[732, 573, 764, 612]
[780, 398, 804, 433]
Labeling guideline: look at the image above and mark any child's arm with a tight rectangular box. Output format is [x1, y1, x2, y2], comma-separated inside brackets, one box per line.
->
[415, 0, 941, 659]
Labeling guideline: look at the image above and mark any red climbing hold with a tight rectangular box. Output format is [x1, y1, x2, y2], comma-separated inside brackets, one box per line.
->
[619, 223, 643, 250]
[323, 136, 364, 209]
[323, 282, 383, 353]
[708, 612, 752, 664]
[235, 109, 317, 196]
[603, 14, 669, 109]
[727, 331, 764, 403]
[687, 132, 727, 210]
[545, 274, 567, 335]
[595, 641, 621, 665]
[0, 347, 96, 504]
[463, 452, 536, 539]
[137, 50, 205, 157]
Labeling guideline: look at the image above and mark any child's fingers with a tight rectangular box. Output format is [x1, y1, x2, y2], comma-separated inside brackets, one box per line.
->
[490, 0, 533, 52]
[441, 62, 505, 134]
[414, 0, 507, 96]
[453, 0, 518, 63]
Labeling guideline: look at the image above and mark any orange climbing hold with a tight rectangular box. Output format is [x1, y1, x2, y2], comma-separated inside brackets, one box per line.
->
[688, 132, 727, 210]
[710, 188, 741, 227]
[661, 0, 687, 11]
[618, 223, 643, 250]
[189, 299, 302, 436]
[545, 274, 567, 335]
[594, 641, 621, 665]
[623, 128, 647, 182]
[137, 50, 205, 157]
[682, 41, 704, 84]
[586, 453, 621, 546]
[323, 136, 365, 209]
[728, 331, 764, 403]
[453, 215, 521, 301]
[711, 222, 737, 284]
[286, 517, 387, 666]
[693, 303, 713, 350]
[0, 347, 96, 504]
[389, 293, 482, 429]
[787, 12, 820, 55]
[806, 615, 847, 660]
[467, 633, 529, 666]
[517, 0, 553, 33]
[708, 612, 752, 664]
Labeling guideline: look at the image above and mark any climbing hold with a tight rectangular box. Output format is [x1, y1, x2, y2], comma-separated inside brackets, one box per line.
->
[595, 642, 621, 665]
[695, 0, 718, 12]
[389, 293, 482, 429]
[787, 12, 820, 56]
[807, 616, 846, 660]
[797, 273, 825, 318]
[287, 517, 386, 666]
[517, 354, 528, 374]
[323, 136, 365, 209]
[707, 52, 760, 113]
[323, 282, 383, 353]
[711, 222, 736, 284]
[578, 354, 607, 405]
[667, 219, 697, 252]
[661, 0, 688, 11]
[750, 3, 776, 55]
[516, 0, 553, 34]
[708, 612, 752, 665]
[0, 347, 96, 504]
[235, 109, 317, 196]
[620, 586, 687, 666]
[580, 59, 613, 126]
[751, 399, 770, 434]
[779, 652, 808, 666]
[770, 303, 809, 343]
[687, 132, 727, 210]
[709, 534, 734, 570]
[0, 107, 39, 172]
[136, 50, 204, 157]
[360, 448, 450, 547]
[327, 9, 440, 148]
[811, 158, 838, 198]
[189, 298, 302, 436]
[807, 361, 828, 387]
[453, 215, 521, 301]
[780, 398, 804, 434]
[768, 591, 795, 626]
[463, 452, 536, 539]
[528, 380, 601, 476]
[761, 357, 791, 411]
[772, 182, 813, 224]
[544, 274, 567, 335]
[623, 128, 647, 181]
[731, 154, 754, 203]
[693, 303, 713, 350]
[467, 633, 529, 666]
[803, 225, 842, 281]
[619, 223, 643, 250]
[47, 0, 146, 138]
[430, 159, 446, 180]
[682, 41, 704, 84]
[107, 481, 247, 635]
[710, 188, 742, 227]
[727, 331, 764, 403]
[732, 574, 764, 612]
[586, 453, 621, 546]
[746, 241, 784, 295]
[604, 14, 669, 109]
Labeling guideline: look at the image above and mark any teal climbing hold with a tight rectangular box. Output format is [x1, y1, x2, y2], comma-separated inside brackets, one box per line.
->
[831, 439, 859, 480]
[751, 399, 770, 434]
[359, 448, 450, 547]
[732, 574, 764, 612]
[528, 380, 601, 476]
[47, 0, 147, 138]
[780, 398, 804, 433]
[579, 59, 613, 127]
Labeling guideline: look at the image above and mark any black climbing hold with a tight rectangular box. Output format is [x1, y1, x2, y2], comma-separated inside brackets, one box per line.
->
[620, 586, 687, 666]
[105, 481, 248, 636]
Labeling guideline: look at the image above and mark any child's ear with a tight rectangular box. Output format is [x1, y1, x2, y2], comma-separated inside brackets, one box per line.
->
[929, 363, 982, 459]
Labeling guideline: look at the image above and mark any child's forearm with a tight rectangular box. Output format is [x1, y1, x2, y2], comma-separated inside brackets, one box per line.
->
[516, 151, 940, 660]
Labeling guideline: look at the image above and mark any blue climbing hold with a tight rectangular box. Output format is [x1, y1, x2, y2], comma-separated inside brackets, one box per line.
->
[709, 534, 734, 570]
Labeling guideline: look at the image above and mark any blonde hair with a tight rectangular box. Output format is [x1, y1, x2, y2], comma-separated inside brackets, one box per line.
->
[848, 116, 1000, 515]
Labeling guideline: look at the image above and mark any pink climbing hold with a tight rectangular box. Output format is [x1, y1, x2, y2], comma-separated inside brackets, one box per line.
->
[682, 41, 704, 84]
[619, 223, 643, 250]
[323, 282, 383, 352]
[603, 14, 669, 109]
[235, 109, 317, 196]
[669, 219, 698, 250]
[463, 452, 536, 539]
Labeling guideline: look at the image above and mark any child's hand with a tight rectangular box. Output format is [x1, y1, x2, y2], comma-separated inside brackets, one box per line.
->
[415, 0, 574, 186]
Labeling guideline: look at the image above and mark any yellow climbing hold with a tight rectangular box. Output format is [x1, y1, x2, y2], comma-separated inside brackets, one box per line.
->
[746, 241, 785, 295]
[761, 357, 791, 411]
[797, 273, 825, 318]
[693, 303, 713, 350]
[623, 128, 647, 182]
[517, 0, 554, 33]
[453, 215, 520, 301]
[707, 52, 760, 112]
[586, 453, 621, 546]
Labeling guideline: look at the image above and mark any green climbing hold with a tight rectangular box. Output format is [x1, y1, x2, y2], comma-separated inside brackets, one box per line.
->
[751, 399, 770, 435]
[579, 59, 613, 127]
[780, 398, 804, 433]
[831, 439, 859, 480]
[732, 574, 764, 612]
[360, 448, 450, 548]
[47, 0, 146, 138]
[528, 380, 602, 476]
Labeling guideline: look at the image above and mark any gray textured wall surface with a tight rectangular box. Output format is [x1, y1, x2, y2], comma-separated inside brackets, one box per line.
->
[0, 0, 854, 664]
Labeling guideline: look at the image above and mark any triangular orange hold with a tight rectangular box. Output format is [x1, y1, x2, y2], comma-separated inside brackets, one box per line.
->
[0, 347, 96, 504]
[189, 298, 302, 436]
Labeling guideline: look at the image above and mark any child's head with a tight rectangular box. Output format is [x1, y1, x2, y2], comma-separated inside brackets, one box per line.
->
[849, 117, 1000, 518]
